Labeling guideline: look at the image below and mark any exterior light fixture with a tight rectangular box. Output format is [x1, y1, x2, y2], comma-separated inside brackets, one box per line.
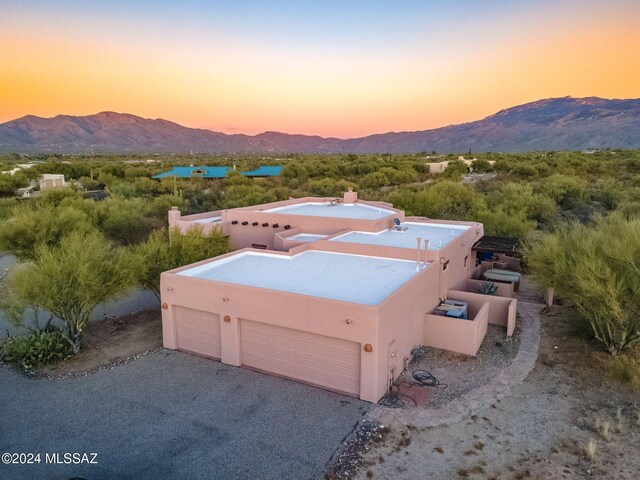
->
[364, 344, 373, 352]
[223, 315, 231, 323]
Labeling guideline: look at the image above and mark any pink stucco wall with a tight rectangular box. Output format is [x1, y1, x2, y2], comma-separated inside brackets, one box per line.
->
[424, 302, 490, 356]
[446, 289, 517, 336]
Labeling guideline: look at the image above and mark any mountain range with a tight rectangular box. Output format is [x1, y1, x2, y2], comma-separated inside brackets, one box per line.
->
[1, 96, 639, 154]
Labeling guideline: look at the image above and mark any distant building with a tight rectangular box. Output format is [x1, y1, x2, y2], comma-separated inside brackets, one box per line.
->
[427, 157, 495, 174]
[152, 166, 283, 180]
[39, 174, 66, 189]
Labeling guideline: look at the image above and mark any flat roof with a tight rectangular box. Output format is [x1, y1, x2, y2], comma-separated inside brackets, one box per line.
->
[263, 202, 394, 220]
[177, 250, 419, 305]
[287, 233, 328, 243]
[194, 216, 221, 224]
[330, 222, 470, 250]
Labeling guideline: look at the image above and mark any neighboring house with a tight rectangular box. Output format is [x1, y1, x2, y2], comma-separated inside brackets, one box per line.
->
[39, 174, 66, 189]
[152, 165, 283, 179]
[2, 162, 38, 175]
[428, 156, 496, 174]
[160, 189, 518, 402]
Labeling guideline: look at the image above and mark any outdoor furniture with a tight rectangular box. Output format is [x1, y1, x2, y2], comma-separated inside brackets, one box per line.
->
[482, 269, 521, 292]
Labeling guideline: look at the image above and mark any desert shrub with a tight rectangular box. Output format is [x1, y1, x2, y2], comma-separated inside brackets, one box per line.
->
[360, 171, 390, 189]
[0, 203, 96, 260]
[524, 213, 640, 354]
[5, 232, 138, 352]
[389, 181, 488, 220]
[0, 172, 29, 196]
[602, 354, 640, 386]
[1, 329, 74, 369]
[308, 178, 354, 197]
[541, 173, 587, 209]
[135, 227, 229, 300]
[479, 207, 535, 238]
[223, 185, 277, 208]
[443, 159, 467, 179]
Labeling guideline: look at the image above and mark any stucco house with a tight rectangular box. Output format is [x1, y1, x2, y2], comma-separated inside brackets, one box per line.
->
[160, 190, 518, 402]
[39, 174, 66, 189]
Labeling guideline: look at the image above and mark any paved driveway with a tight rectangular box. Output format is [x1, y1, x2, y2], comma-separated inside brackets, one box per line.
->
[0, 350, 369, 480]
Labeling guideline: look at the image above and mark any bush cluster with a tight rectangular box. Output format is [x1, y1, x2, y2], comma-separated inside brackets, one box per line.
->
[1, 329, 74, 369]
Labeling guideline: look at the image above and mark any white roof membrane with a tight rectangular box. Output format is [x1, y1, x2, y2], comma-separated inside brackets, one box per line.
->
[263, 202, 394, 220]
[330, 222, 470, 250]
[177, 250, 419, 305]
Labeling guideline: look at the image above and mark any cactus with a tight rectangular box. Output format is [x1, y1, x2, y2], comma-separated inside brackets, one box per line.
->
[480, 280, 498, 296]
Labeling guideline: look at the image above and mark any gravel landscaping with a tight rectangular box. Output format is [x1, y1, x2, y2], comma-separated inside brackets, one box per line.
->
[399, 323, 522, 409]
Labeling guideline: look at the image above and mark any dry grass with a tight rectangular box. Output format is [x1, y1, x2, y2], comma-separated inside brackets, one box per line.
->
[594, 416, 612, 442]
[585, 438, 597, 462]
[596, 352, 640, 388]
[616, 407, 624, 432]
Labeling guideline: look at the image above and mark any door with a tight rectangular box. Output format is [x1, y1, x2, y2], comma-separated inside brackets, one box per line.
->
[174, 306, 221, 359]
[240, 319, 361, 396]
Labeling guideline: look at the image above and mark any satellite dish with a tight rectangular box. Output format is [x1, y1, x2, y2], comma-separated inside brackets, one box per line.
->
[394, 218, 401, 226]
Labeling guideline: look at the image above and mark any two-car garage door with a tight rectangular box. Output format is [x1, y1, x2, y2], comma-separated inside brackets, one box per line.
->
[240, 319, 361, 396]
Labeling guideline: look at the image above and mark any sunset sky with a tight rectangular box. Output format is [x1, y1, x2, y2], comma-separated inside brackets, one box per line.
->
[1, 0, 639, 138]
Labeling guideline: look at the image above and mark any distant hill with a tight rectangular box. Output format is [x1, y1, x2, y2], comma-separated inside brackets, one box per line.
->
[1, 96, 639, 154]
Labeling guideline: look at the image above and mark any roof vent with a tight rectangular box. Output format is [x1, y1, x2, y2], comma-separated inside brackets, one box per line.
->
[262, 223, 269, 227]
[241, 221, 248, 226]
[284, 225, 291, 230]
[231, 220, 238, 225]
[252, 222, 259, 226]
[272, 223, 279, 228]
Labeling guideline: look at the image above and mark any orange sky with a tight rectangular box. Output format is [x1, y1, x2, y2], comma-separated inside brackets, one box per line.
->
[1, 1, 639, 138]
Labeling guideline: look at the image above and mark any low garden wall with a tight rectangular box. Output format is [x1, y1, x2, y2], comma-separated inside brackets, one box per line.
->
[423, 301, 489, 356]
[447, 289, 517, 336]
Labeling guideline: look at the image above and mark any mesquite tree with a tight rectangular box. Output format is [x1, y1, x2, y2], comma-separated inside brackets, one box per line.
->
[524, 213, 640, 355]
[6, 231, 139, 352]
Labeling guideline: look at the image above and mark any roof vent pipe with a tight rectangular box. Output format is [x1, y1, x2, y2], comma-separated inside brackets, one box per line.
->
[416, 237, 422, 271]
[423, 239, 429, 265]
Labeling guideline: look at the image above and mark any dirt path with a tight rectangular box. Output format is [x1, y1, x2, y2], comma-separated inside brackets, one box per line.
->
[37, 308, 162, 376]
[353, 304, 640, 479]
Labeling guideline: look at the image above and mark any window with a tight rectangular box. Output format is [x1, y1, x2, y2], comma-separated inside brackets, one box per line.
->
[191, 169, 207, 176]
[464, 255, 468, 268]
[442, 260, 449, 271]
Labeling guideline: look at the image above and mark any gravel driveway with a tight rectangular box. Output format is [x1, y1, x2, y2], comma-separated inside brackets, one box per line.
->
[0, 350, 369, 480]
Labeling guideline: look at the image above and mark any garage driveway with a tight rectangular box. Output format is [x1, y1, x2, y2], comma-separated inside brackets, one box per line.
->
[0, 350, 369, 480]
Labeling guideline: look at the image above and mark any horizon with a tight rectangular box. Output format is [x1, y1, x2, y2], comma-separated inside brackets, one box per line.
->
[4, 95, 639, 140]
[2, 1, 640, 137]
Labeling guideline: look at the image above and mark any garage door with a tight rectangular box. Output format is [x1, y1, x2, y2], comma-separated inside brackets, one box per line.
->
[240, 319, 360, 396]
[174, 306, 221, 359]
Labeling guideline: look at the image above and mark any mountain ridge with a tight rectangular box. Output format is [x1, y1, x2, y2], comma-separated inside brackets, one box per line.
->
[1, 96, 639, 153]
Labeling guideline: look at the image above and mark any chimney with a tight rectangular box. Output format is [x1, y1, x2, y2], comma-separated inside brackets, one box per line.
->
[343, 187, 358, 204]
[168, 206, 181, 228]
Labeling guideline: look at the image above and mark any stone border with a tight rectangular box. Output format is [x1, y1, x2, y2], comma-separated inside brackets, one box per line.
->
[367, 301, 541, 427]
[1, 347, 163, 381]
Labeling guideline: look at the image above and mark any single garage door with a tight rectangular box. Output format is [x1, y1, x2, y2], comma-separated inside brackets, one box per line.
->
[240, 319, 360, 396]
[174, 306, 221, 359]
